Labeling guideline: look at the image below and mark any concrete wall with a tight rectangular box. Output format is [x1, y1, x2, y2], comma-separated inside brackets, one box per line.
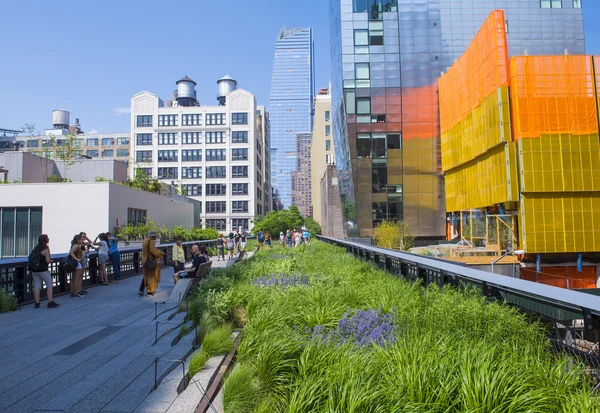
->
[320, 165, 345, 239]
[107, 183, 194, 232]
[0, 151, 58, 183]
[311, 92, 333, 225]
[55, 159, 128, 183]
[0, 182, 196, 254]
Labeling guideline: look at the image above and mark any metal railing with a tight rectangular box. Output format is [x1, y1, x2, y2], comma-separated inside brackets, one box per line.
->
[0, 239, 217, 306]
[317, 235, 600, 364]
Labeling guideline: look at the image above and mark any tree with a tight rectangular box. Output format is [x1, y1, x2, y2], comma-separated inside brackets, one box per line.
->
[372, 220, 414, 251]
[304, 217, 322, 236]
[124, 169, 162, 193]
[251, 207, 322, 236]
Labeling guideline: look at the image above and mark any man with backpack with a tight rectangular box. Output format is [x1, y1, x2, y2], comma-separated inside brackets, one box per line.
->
[28, 234, 60, 308]
[257, 230, 264, 251]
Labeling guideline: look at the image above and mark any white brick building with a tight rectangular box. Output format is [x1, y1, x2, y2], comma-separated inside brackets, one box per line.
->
[130, 76, 271, 233]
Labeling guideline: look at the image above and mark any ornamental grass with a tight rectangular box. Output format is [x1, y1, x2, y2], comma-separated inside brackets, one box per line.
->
[192, 242, 600, 412]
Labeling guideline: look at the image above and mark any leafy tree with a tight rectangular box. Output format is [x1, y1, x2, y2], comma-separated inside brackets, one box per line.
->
[372, 220, 414, 251]
[252, 207, 322, 236]
[304, 217, 322, 236]
[124, 169, 162, 193]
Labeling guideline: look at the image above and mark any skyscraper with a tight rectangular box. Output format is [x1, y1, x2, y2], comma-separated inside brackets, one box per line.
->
[329, 0, 585, 239]
[269, 27, 315, 209]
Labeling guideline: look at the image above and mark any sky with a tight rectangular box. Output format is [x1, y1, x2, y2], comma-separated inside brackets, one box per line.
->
[1, 0, 599, 135]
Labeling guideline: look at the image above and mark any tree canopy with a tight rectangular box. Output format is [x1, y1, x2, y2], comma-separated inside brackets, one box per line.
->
[252, 207, 322, 236]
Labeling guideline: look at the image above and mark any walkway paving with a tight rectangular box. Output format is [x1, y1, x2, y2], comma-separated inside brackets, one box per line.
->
[0, 256, 232, 413]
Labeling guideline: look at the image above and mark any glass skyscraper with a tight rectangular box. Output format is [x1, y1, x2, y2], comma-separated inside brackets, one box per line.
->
[329, 0, 585, 239]
[269, 27, 315, 209]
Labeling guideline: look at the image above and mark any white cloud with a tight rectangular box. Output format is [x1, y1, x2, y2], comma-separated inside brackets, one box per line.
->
[113, 107, 131, 117]
[88, 129, 98, 134]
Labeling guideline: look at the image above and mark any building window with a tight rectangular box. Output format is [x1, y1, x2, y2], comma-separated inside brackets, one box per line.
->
[369, 21, 384, 45]
[325, 111, 330, 122]
[72, 139, 83, 147]
[372, 159, 387, 193]
[356, 98, 371, 115]
[183, 184, 202, 196]
[573, 0, 581, 7]
[232, 183, 248, 195]
[86, 150, 98, 158]
[182, 132, 201, 144]
[206, 184, 227, 196]
[206, 132, 225, 144]
[232, 148, 248, 161]
[325, 125, 331, 137]
[231, 219, 249, 231]
[326, 140, 331, 151]
[206, 219, 226, 231]
[102, 138, 114, 146]
[0, 207, 42, 259]
[232, 113, 248, 125]
[137, 168, 152, 177]
[136, 134, 153, 145]
[206, 113, 226, 125]
[232, 131, 248, 143]
[182, 167, 202, 179]
[102, 149, 114, 158]
[158, 133, 178, 145]
[205, 149, 226, 161]
[182, 149, 202, 162]
[136, 151, 152, 162]
[353, 0, 397, 13]
[117, 137, 129, 146]
[206, 166, 226, 179]
[158, 150, 178, 162]
[117, 149, 129, 157]
[86, 138, 98, 147]
[158, 114, 178, 127]
[232, 165, 248, 178]
[182, 114, 202, 126]
[136, 115, 152, 127]
[158, 167, 178, 179]
[540, 0, 561, 7]
[56, 139, 67, 147]
[127, 208, 147, 225]
[387, 133, 402, 149]
[231, 201, 249, 213]
[206, 201, 226, 213]
[345, 90, 356, 115]
[326, 154, 333, 165]
[26, 140, 39, 148]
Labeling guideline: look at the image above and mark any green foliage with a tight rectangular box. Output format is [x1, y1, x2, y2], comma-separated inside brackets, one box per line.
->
[115, 218, 168, 241]
[191, 227, 219, 241]
[303, 217, 322, 236]
[251, 206, 321, 235]
[188, 324, 234, 377]
[0, 289, 17, 313]
[47, 174, 62, 183]
[372, 220, 414, 251]
[223, 363, 262, 413]
[214, 242, 600, 412]
[123, 168, 162, 193]
[94, 176, 110, 182]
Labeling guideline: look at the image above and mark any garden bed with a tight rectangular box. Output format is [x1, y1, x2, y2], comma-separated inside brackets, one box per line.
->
[188, 242, 600, 412]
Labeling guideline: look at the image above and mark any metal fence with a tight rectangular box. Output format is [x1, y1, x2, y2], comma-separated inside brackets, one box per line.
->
[317, 235, 600, 364]
[0, 239, 217, 306]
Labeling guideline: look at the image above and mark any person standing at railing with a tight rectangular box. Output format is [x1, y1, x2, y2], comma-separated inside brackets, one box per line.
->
[70, 235, 85, 298]
[107, 232, 121, 283]
[28, 234, 60, 308]
[78, 232, 94, 295]
[172, 236, 186, 274]
[141, 230, 164, 296]
[93, 233, 110, 285]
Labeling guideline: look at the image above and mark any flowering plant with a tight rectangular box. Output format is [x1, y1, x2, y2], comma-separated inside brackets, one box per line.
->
[253, 273, 309, 288]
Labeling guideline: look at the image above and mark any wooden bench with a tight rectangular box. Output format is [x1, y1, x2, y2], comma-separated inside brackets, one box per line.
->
[196, 260, 213, 279]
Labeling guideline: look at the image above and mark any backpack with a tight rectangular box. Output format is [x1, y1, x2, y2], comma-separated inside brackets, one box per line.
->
[258, 232, 264, 242]
[27, 247, 46, 272]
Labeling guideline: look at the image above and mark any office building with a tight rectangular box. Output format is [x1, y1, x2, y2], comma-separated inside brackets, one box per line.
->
[130, 75, 271, 234]
[329, 0, 585, 239]
[439, 10, 600, 287]
[292, 132, 313, 217]
[310, 86, 335, 225]
[269, 27, 315, 208]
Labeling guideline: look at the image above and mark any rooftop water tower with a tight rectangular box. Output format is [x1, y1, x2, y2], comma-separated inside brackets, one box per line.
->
[52, 109, 70, 129]
[217, 75, 237, 105]
[176, 76, 198, 107]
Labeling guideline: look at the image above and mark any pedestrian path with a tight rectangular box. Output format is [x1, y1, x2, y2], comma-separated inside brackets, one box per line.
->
[0, 255, 233, 413]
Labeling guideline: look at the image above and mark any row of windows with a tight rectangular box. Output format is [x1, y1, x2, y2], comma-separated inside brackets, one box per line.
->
[205, 219, 250, 231]
[157, 149, 250, 162]
[137, 113, 249, 128]
[356, 133, 402, 158]
[205, 201, 249, 214]
[136, 165, 250, 178]
[137, 131, 250, 145]
[23, 137, 128, 148]
[178, 183, 249, 197]
[540, 0, 581, 8]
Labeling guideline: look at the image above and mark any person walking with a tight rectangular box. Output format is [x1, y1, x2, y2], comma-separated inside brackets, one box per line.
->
[294, 230, 301, 247]
[216, 233, 225, 261]
[93, 233, 110, 285]
[141, 230, 164, 296]
[279, 231, 284, 247]
[265, 232, 272, 250]
[227, 233, 235, 260]
[240, 232, 247, 253]
[79, 232, 93, 295]
[28, 234, 60, 308]
[70, 235, 85, 298]
[303, 229, 310, 245]
[172, 236, 186, 274]
[234, 230, 241, 256]
[286, 229, 293, 248]
[107, 232, 121, 283]
[256, 230, 264, 251]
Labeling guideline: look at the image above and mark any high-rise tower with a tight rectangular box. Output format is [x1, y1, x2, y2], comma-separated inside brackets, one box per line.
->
[269, 27, 315, 209]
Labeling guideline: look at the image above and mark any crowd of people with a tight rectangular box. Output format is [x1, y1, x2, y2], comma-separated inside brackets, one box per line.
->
[278, 228, 311, 248]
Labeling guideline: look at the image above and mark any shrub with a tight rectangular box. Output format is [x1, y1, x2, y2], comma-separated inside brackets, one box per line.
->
[188, 324, 234, 378]
[0, 289, 17, 313]
[223, 363, 262, 413]
[372, 219, 414, 251]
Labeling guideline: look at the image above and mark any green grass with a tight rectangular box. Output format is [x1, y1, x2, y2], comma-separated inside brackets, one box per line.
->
[0, 289, 17, 313]
[190, 241, 600, 412]
[188, 324, 234, 378]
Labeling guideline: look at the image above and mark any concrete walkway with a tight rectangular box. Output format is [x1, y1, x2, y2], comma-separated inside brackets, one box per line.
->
[0, 256, 231, 413]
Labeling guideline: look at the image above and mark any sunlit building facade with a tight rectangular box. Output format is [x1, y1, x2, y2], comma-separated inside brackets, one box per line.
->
[269, 27, 315, 208]
[329, 0, 585, 239]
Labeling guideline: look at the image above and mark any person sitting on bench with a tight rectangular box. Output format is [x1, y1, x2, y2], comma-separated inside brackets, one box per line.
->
[173, 244, 208, 285]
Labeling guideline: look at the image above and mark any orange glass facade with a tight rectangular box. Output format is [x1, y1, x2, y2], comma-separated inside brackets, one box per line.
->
[439, 10, 600, 254]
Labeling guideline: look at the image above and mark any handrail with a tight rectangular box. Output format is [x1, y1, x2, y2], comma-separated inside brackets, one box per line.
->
[0, 239, 218, 306]
[317, 235, 600, 345]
